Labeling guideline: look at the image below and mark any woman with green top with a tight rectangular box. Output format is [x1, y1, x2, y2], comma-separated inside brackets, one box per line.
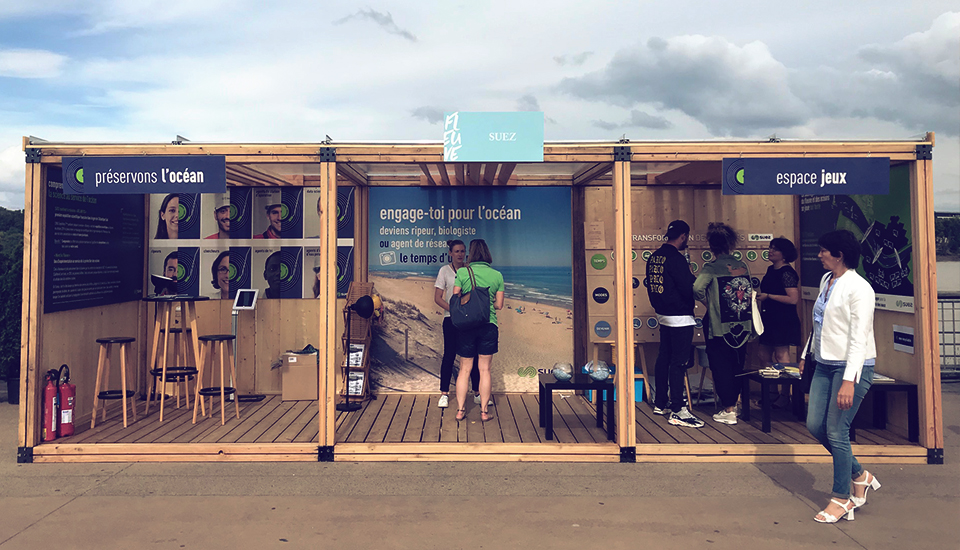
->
[694, 222, 755, 426]
[452, 239, 505, 422]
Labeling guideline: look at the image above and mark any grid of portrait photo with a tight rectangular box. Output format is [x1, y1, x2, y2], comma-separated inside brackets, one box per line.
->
[148, 187, 355, 299]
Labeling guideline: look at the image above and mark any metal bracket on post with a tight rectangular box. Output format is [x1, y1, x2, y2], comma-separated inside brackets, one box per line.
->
[619, 447, 637, 463]
[927, 448, 944, 464]
[17, 446, 34, 463]
[319, 148, 336, 163]
[25, 148, 41, 164]
[916, 144, 932, 160]
[318, 446, 335, 462]
[613, 146, 631, 162]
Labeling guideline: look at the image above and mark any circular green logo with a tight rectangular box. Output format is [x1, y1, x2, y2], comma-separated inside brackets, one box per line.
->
[280, 263, 289, 280]
[762, 250, 769, 261]
[689, 261, 699, 273]
[75, 168, 84, 184]
[228, 264, 236, 280]
[732, 251, 742, 261]
[176, 264, 185, 279]
[631, 250, 638, 261]
[736, 168, 745, 184]
[746, 250, 758, 261]
[281, 204, 289, 220]
[178, 203, 186, 220]
[590, 253, 607, 270]
[702, 251, 713, 262]
[641, 250, 652, 261]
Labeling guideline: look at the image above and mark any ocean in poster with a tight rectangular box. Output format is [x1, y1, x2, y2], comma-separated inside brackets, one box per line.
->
[370, 265, 572, 309]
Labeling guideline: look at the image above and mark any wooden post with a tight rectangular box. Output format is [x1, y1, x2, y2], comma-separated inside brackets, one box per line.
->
[909, 156, 943, 451]
[19, 159, 44, 449]
[318, 160, 338, 447]
[612, 159, 636, 447]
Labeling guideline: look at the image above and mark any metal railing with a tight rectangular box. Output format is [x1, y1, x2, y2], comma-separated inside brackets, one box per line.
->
[940, 293, 960, 379]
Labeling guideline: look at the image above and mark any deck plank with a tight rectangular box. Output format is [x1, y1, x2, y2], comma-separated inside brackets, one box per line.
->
[272, 402, 314, 442]
[341, 394, 388, 442]
[403, 395, 430, 443]
[421, 395, 443, 443]
[506, 394, 541, 443]
[554, 395, 598, 444]
[198, 396, 282, 443]
[384, 394, 416, 443]
[237, 400, 297, 443]
[363, 394, 400, 443]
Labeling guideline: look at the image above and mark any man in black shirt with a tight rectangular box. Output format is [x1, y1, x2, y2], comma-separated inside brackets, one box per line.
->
[646, 219, 704, 428]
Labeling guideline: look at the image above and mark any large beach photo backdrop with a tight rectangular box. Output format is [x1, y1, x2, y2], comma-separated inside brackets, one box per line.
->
[368, 187, 572, 393]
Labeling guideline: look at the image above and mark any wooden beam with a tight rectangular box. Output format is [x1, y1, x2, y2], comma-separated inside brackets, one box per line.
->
[455, 164, 465, 186]
[573, 163, 613, 186]
[612, 160, 636, 447]
[653, 161, 722, 185]
[418, 163, 436, 186]
[337, 163, 368, 187]
[467, 163, 481, 185]
[436, 163, 451, 186]
[318, 160, 338, 446]
[482, 163, 497, 185]
[497, 163, 517, 186]
[20, 160, 42, 448]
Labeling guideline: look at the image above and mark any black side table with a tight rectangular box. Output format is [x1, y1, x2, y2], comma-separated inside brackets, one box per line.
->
[741, 372, 805, 433]
[539, 373, 615, 441]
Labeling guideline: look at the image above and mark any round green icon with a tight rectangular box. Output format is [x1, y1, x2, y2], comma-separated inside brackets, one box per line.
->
[736, 168, 745, 184]
[762, 250, 769, 261]
[701, 251, 713, 262]
[732, 251, 742, 261]
[178, 203, 186, 220]
[641, 251, 652, 262]
[75, 168, 84, 184]
[590, 253, 607, 270]
[631, 250, 638, 261]
[689, 261, 699, 273]
[280, 263, 289, 280]
[746, 250, 758, 262]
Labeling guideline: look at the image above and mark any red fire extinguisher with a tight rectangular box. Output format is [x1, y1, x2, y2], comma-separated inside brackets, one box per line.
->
[42, 369, 59, 442]
[41, 365, 76, 441]
[57, 365, 76, 438]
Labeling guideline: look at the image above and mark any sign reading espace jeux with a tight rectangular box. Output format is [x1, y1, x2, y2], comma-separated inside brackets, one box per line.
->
[443, 112, 544, 162]
[722, 157, 889, 196]
[62, 156, 227, 195]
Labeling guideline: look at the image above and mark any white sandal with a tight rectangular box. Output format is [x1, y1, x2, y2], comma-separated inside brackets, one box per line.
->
[850, 471, 881, 507]
[814, 498, 855, 523]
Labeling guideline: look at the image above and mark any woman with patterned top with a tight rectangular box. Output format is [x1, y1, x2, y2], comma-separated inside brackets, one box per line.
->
[756, 237, 801, 405]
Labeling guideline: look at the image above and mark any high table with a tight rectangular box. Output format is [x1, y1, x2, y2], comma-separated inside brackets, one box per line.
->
[538, 373, 615, 441]
[143, 295, 209, 422]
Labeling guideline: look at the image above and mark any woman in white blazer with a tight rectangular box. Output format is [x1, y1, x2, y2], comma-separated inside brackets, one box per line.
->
[800, 230, 881, 523]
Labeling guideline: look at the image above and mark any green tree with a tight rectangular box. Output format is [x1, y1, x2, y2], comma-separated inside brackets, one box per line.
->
[0, 208, 24, 380]
[936, 216, 960, 258]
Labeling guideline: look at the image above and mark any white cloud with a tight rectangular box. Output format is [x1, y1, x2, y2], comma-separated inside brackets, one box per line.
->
[0, 49, 67, 78]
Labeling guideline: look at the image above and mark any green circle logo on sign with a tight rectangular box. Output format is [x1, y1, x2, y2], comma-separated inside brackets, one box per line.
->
[631, 250, 638, 261]
[590, 253, 607, 270]
[732, 251, 742, 261]
[76, 168, 84, 184]
[736, 168, 745, 184]
[746, 250, 758, 261]
[641, 250, 652, 262]
[702, 251, 713, 262]
[762, 250, 769, 261]
[689, 261, 699, 273]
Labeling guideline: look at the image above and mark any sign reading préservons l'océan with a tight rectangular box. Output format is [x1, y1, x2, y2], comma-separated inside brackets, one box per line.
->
[62, 156, 226, 195]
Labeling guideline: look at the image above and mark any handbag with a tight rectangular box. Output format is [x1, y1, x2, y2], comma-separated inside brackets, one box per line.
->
[450, 266, 490, 330]
[751, 290, 764, 336]
[800, 333, 815, 394]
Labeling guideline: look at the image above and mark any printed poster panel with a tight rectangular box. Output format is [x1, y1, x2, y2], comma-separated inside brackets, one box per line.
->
[44, 166, 144, 313]
[799, 164, 913, 312]
[367, 187, 572, 393]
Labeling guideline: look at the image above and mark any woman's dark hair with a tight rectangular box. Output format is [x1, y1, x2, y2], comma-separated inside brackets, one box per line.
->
[467, 239, 493, 264]
[770, 237, 798, 263]
[154, 193, 177, 239]
[818, 229, 861, 269]
[706, 222, 738, 256]
[447, 239, 464, 251]
[211, 250, 229, 290]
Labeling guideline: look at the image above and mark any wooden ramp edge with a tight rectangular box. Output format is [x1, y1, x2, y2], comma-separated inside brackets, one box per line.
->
[635, 443, 929, 464]
[334, 442, 621, 462]
[32, 443, 319, 463]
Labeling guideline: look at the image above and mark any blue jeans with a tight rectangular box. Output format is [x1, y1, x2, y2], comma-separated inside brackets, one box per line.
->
[806, 360, 874, 498]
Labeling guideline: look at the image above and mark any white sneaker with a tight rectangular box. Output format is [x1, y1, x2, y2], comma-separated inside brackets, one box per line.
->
[712, 409, 737, 425]
[652, 406, 670, 416]
[473, 394, 493, 406]
[668, 407, 705, 428]
[438, 395, 449, 408]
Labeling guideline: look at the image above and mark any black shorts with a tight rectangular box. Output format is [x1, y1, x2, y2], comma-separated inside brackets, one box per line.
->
[457, 323, 499, 357]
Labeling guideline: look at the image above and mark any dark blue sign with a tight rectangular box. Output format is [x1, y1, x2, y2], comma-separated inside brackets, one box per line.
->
[62, 156, 226, 195]
[723, 158, 889, 196]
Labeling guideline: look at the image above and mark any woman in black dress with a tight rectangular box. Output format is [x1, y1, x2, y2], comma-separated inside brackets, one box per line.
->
[756, 237, 801, 404]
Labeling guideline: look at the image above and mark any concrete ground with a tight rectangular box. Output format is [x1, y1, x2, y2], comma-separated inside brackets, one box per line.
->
[0, 384, 957, 550]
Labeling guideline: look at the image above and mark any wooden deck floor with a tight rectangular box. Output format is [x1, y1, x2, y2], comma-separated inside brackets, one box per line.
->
[32, 391, 925, 463]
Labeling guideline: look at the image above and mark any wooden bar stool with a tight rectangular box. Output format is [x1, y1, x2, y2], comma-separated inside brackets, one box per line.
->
[145, 327, 198, 414]
[91, 336, 138, 428]
[143, 295, 208, 422]
[192, 334, 239, 425]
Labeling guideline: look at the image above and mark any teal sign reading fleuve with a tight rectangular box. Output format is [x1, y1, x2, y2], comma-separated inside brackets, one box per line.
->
[443, 112, 544, 162]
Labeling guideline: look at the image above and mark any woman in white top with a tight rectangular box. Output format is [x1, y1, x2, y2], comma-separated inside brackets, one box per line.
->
[801, 230, 881, 523]
[433, 240, 479, 408]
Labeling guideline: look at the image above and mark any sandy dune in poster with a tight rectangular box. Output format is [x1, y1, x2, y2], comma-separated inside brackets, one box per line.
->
[368, 274, 573, 393]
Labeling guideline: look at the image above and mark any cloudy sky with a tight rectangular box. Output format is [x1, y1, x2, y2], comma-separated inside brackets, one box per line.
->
[0, 1, 957, 210]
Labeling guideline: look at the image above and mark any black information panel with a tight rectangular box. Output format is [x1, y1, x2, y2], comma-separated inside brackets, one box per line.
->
[44, 166, 145, 313]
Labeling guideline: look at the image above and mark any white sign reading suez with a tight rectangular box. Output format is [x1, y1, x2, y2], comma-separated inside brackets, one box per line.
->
[801, 287, 915, 313]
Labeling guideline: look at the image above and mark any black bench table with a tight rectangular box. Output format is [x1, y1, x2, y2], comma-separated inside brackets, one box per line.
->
[741, 371, 805, 433]
[538, 373, 614, 441]
[852, 380, 919, 443]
